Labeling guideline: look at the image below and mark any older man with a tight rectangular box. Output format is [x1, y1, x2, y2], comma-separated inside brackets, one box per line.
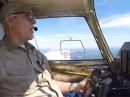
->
[0, 1, 86, 97]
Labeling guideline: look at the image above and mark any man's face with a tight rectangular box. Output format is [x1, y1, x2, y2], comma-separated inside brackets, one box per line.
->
[9, 10, 36, 43]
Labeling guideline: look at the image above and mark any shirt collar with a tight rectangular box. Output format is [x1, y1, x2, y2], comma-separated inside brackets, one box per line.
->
[2, 37, 33, 51]
[3, 36, 19, 50]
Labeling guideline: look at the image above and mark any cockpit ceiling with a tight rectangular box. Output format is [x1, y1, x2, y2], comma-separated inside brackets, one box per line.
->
[1, 0, 94, 18]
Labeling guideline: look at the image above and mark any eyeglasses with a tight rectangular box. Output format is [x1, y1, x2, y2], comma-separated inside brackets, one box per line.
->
[11, 11, 35, 21]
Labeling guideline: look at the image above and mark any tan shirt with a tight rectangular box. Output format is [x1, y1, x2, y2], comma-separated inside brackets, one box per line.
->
[0, 38, 63, 97]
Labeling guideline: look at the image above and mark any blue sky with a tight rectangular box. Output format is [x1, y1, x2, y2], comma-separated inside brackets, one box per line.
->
[95, 0, 130, 48]
[30, 0, 130, 49]
[95, 0, 130, 28]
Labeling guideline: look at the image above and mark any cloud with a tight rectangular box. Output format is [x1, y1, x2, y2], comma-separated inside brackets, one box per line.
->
[100, 13, 130, 28]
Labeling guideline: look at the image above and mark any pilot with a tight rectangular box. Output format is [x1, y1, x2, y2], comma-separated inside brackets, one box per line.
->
[0, 1, 86, 97]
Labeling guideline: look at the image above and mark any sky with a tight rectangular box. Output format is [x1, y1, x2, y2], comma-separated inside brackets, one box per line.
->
[95, 0, 130, 48]
[95, 0, 130, 28]
[29, 0, 130, 50]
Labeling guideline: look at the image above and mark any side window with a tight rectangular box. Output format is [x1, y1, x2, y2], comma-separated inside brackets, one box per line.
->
[95, 0, 130, 58]
[30, 17, 102, 60]
[0, 23, 4, 39]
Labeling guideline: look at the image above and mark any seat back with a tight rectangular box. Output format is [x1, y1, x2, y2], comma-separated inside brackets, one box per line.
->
[118, 42, 130, 78]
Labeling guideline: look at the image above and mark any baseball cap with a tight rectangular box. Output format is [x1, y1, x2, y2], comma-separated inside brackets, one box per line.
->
[0, 1, 40, 20]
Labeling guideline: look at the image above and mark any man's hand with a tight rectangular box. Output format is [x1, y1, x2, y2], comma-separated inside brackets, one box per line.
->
[69, 78, 87, 92]
[52, 77, 87, 93]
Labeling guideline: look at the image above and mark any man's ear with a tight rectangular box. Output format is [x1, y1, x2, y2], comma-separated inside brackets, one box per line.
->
[4, 16, 15, 27]
[5, 16, 14, 23]
[5, 16, 16, 25]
